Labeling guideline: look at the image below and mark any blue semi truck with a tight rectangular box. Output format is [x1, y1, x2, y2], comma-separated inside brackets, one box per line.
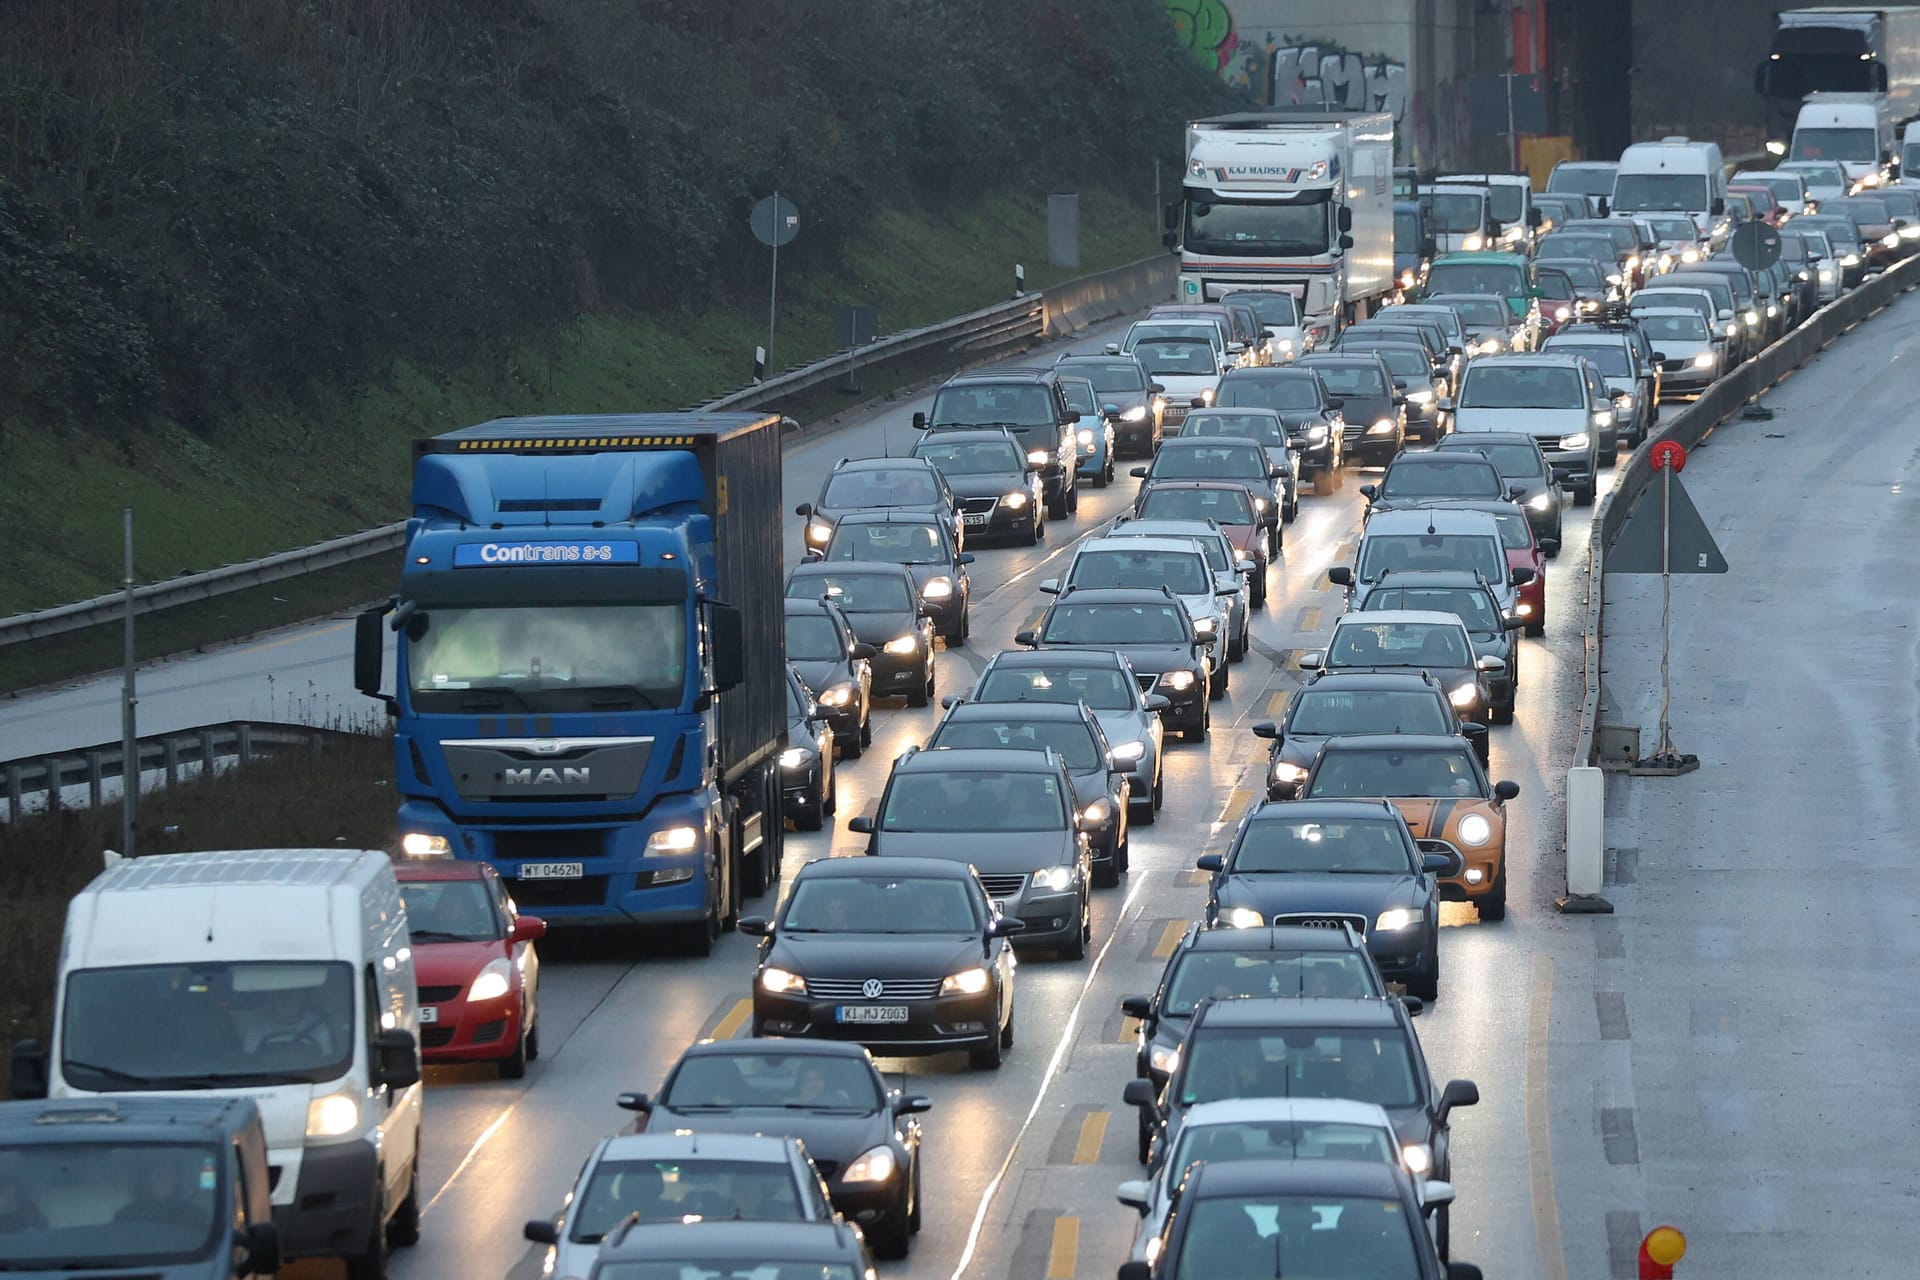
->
[354, 413, 788, 954]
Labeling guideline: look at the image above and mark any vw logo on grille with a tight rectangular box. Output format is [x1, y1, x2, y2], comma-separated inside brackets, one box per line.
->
[861, 979, 885, 1000]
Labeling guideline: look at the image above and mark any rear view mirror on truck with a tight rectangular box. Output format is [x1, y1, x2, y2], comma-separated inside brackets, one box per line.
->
[710, 602, 746, 692]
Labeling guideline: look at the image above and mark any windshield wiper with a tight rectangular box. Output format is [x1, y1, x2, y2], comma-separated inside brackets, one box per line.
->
[581, 683, 668, 711]
[60, 1059, 152, 1087]
[407, 929, 480, 943]
[455, 688, 533, 712]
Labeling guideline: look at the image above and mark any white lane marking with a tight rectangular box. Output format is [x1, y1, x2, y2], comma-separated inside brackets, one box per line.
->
[423, 1107, 515, 1216]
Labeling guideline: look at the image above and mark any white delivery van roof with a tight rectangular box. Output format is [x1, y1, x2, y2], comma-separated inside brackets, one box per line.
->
[1616, 139, 1723, 173]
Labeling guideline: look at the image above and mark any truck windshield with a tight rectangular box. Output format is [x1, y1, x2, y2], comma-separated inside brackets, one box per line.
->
[1427, 192, 1485, 233]
[407, 603, 687, 712]
[0, 1141, 223, 1269]
[1791, 128, 1879, 163]
[1394, 208, 1420, 250]
[1611, 173, 1708, 212]
[1184, 190, 1331, 257]
[1907, 146, 1920, 178]
[63, 961, 356, 1090]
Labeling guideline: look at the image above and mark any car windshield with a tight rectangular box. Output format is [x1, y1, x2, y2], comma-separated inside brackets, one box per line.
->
[1638, 313, 1710, 341]
[1151, 445, 1265, 480]
[1549, 165, 1615, 196]
[1059, 380, 1098, 414]
[399, 878, 503, 942]
[1185, 191, 1332, 256]
[1225, 292, 1301, 326]
[1390, 309, 1463, 341]
[827, 522, 946, 566]
[1751, 175, 1803, 202]
[660, 1052, 882, 1114]
[1066, 361, 1147, 393]
[0, 1141, 223, 1270]
[1445, 442, 1540, 478]
[1459, 365, 1586, 409]
[1217, 375, 1321, 411]
[1547, 342, 1631, 377]
[1178, 1028, 1421, 1107]
[1379, 460, 1503, 499]
[1536, 272, 1576, 301]
[1425, 191, 1485, 233]
[1164, 952, 1378, 1013]
[1795, 230, 1835, 257]
[61, 961, 355, 1090]
[1288, 688, 1451, 736]
[879, 771, 1067, 833]
[1538, 233, 1617, 262]
[1612, 173, 1708, 213]
[1328, 621, 1472, 669]
[1790, 127, 1879, 163]
[1544, 259, 1605, 287]
[931, 717, 1101, 770]
[822, 468, 939, 507]
[1139, 485, 1255, 525]
[1362, 587, 1502, 634]
[784, 614, 843, 662]
[782, 874, 979, 934]
[1633, 292, 1711, 322]
[1357, 533, 1504, 582]
[1126, 532, 1229, 572]
[1168, 1120, 1397, 1180]
[571, 1159, 804, 1241]
[786, 571, 914, 612]
[976, 664, 1135, 710]
[1231, 818, 1413, 874]
[1439, 297, 1508, 326]
[1336, 343, 1426, 381]
[597, 1265, 858, 1280]
[1645, 216, 1697, 240]
[914, 439, 1023, 476]
[1133, 323, 1221, 349]
[1423, 262, 1524, 296]
[1833, 197, 1891, 224]
[1303, 363, 1389, 397]
[1173, 1194, 1419, 1277]
[929, 385, 1055, 428]
[1488, 509, 1532, 550]
[1185, 411, 1289, 446]
[408, 602, 688, 712]
[1132, 340, 1218, 376]
[1307, 747, 1485, 799]
[1067, 548, 1209, 595]
[1042, 603, 1189, 645]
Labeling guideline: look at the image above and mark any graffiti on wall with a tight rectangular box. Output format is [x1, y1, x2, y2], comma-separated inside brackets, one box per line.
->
[1162, 0, 1239, 73]
[1270, 39, 1409, 123]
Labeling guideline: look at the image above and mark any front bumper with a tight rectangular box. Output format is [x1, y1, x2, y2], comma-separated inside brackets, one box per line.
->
[1348, 429, 1402, 466]
[869, 648, 928, 696]
[273, 1137, 380, 1261]
[1076, 433, 1112, 477]
[419, 989, 524, 1064]
[755, 990, 998, 1056]
[997, 886, 1084, 946]
[1543, 447, 1593, 486]
[958, 498, 1034, 541]
[781, 759, 824, 814]
[1114, 415, 1159, 454]
[1516, 574, 1546, 622]
[1290, 436, 1336, 476]
[1150, 683, 1208, 731]
[1365, 927, 1429, 980]
[1437, 850, 1505, 902]
[828, 1172, 909, 1230]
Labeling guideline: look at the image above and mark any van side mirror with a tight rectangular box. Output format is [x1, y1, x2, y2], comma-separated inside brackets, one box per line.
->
[373, 1028, 421, 1090]
[1711, 198, 1726, 217]
[1338, 233, 1355, 250]
[1596, 198, 1610, 218]
[1337, 206, 1354, 232]
[709, 603, 746, 692]
[8, 1041, 48, 1100]
[238, 1221, 282, 1276]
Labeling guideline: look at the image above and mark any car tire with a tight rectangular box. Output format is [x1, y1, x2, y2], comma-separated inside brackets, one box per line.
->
[872, 1199, 913, 1260]
[499, 1022, 529, 1079]
[1525, 613, 1545, 639]
[969, 1024, 1005, 1071]
[345, 1197, 388, 1280]
[795, 783, 827, 832]
[1152, 771, 1165, 810]
[1046, 491, 1068, 521]
[1251, 569, 1268, 608]
[1436, 1203, 1452, 1261]
[1284, 495, 1299, 523]
[908, 666, 932, 709]
[525, 1011, 540, 1062]
[910, 1158, 923, 1231]
[1131, 793, 1156, 826]
[1229, 627, 1248, 662]
[1092, 463, 1110, 490]
[1209, 665, 1228, 700]
[1094, 857, 1120, 890]
[1060, 902, 1088, 961]
[1183, 706, 1209, 744]
[386, 1159, 421, 1249]
[683, 887, 720, 957]
[1409, 948, 1439, 1003]
[1001, 991, 1016, 1049]
[841, 730, 864, 761]
[1136, 1106, 1154, 1164]
[1492, 697, 1515, 726]
[1575, 477, 1596, 506]
[1067, 480, 1080, 514]
[1480, 870, 1509, 923]
[1105, 455, 1117, 486]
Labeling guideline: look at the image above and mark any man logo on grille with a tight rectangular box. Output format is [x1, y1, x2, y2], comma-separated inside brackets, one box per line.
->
[862, 979, 885, 1000]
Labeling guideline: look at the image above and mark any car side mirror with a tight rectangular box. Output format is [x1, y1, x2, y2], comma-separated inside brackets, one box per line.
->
[851, 643, 878, 661]
[1437, 398, 1454, 413]
[1216, 584, 1239, 597]
[990, 916, 1027, 938]
[1448, 1265, 1485, 1280]
[1121, 994, 1153, 1019]
[1539, 537, 1561, 554]
[1358, 484, 1378, 500]
[510, 915, 547, 943]
[1510, 566, 1536, 586]
[1393, 393, 1408, 405]
[238, 1221, 282, 1276]
[1189, 398, 1206, 410]
[954, 551, 976, 566]
[1103, 403, 1121, 417]
[616, 1091, 653, 1113]
[1145, 694, 1171, 712]
[1149, 381, 1166, 394]
[523, 1219, 560, 1246]
[1461, 722, 1487, 739]
[1195, 853, 1224, 873]
[1327, 566, 1353, 586]
[1326, 396, 1345, 410]
[1117, 1180, 1152, 1214]
[1106, 342, 1125, 355]
[801, 548, 824, 563]
[8, 1041, 48, 1101]
[1652, 351, 1669, 362]
[1494, 779, 1521, 801]
[1298, 651, 1324, 670]
[1423, 1179, 1457, 1208]
[373, 1028, 420, 1090]
[1422, 848, 1464, 877]
[1475, 655, 1505, 673]
[737, 915, 772, 937]
[1503, 615, 1527, 631]
[1064, 409, 1082, 424]
[1015, 629, 1039, 647]
[1251, 720, 1279, 739]
[1401, 995, 1425, 1017]
[1123, 1078, 1158, 1109]
[1130, 466, 1150, 478]
[911, 411, 929, 431]
[1039, 579, 1061, 595]
[1711, 198, 1726, 216]
[848, 815, 875, 834]
[795, 502, 814, 517]
[894, 1093, 934, 1115]
[1439, 1078, 1481, 1119]
[1120, 1262, 1154, 1280]
[1236, 558, 1257, 574]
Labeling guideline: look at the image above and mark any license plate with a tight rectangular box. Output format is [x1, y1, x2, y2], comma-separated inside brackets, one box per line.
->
[519, 862, 584, 880]
[836, 1005, 909, 1024]
[963, 514, 989, 527]
[417, 1006, 439, 1024]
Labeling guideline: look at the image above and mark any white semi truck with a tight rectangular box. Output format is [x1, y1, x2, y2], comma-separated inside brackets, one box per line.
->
[1166, 111, 1395, 347]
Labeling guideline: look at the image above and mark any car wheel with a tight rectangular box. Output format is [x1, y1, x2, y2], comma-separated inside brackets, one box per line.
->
[1067, 480, 1080, 514]
[841, 730, 864, 761]
[1094, 856, 1120, 890]
[1183, 706, 1209, 744]
[1575, 477, 1596, 506]
[1525, 613, 1545, 639]
[1436, 1203, 1452, 1261]
[386, 1158, 421, 1249]
[1209, 664, 1228, 700]
[525, 1010, 540, 1062]
[1284, 494, 1299, 523]
[969, 1019, 1005, 1070]
[1152, 770, 1165, 809]
[1046, 491, 1068, 521]
[872, 1197, 913, 1259]
[345, 1194, 389, 1280]
[1409, 945, 1439, 1002]
[1479, 869, 1509, 922]
[908, 665, 932, 709]
[1115, 827, 1130, 874]
[860, 715, 873, 748]
[795, 783, 826, 832]
[910, 1158, 923, 1231]
[1131, 791, 1156, 826]
[1492, 697, 1515, 726]
[1229, 627, 1248, 662]
[1093, 462, 1110, 490]
[499, 1020, 530, 1079]
[1001, 990, 1016, 1049]
[1136, 1106, 1154, 1164]
[1059, 901, 1088, 960]
[1105, 455, 1117, 485]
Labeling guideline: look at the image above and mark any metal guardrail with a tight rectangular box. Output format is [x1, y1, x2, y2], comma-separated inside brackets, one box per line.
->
[1575, 251, 1920, 769]
[0, 254, 1175, 651]
[2, 720, 376, 818]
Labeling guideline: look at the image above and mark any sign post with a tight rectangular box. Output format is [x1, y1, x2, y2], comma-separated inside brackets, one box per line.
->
[121, 507, 138, 857]
[749, 193, 800, 379]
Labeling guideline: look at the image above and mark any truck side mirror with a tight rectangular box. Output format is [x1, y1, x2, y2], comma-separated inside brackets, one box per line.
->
[373, 1028, 421, 1090]
[912, 411, 928, 430]
[1338, 233, 1355, 250]
[1711, 198, 1726, 217]
[9, 1041, 48, 1100]
[1338, 206, 1354, 232]
[354, 604, 394, 710]
[709, 602, 746, 692]
[238, 1221, 282, 1276]
[1527, 206, 1544, 228]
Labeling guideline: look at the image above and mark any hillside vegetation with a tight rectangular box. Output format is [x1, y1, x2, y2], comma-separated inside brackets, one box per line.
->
[0, 0, 1237, 614]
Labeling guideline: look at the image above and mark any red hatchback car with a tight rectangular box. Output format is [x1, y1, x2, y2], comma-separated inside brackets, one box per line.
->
[395, 860, 545, 1077]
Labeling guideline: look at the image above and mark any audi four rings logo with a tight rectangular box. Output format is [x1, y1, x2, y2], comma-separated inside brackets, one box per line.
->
[862, 979, 885, 999]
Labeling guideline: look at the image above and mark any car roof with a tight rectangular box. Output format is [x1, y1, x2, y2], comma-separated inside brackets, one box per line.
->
[1187, 1158, 1411, 1201]
[1464, 351, 1588, 368]
[1333, 609, 1468, 629]
[1078, 535, 1205, 557]
[1294, 672, 1445, 695]
[1220, 366, 1319, 380]
[1141, 480, 1260, 492]
[1181, 923, 1375, 954]
[1632, 307, 1707, 319]
[986, 648, 1129, 670]
[1431, 250, 1529, 265]
[895, 746, 1063, 774]
[1245, 797, 1405, 823]
[677, 1039, 879, 1064]
[1363, 508, 1503, 534]
[1190, 404, 1284, 418]
[942, 699, 1090, 725]
[835, 456, 938, 473]
[1048, 586, 1188, 606]
[1177, 1097, 1395, 1131]
[598, 1220, 860, 1264]
[1295, 353, 1383, 365]
[1434, 430, 1542, 448]
[914, 427, 1022, 445]
[1360, 570, 1493, 591]
[796, 855, 979, 881]
[1316, 732, 1472, 754]
[0, 1096, 260, 1140]
[789, 561, 915, 579]
[395, 859, 495, 883]
[600, 1132, 801, 1161]
[1385, 451, 1499, 468]
[1198, 995, 1402, 1029]
[832, 508, 949, 525]
[1112, 520, 1231, 542]
[943, 368, 1050, 386]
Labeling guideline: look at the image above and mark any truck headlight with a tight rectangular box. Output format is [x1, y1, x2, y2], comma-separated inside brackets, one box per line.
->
[842, 1144, 899, 1184]
[922, 576, 954, 600]
[1527, 493, 1551, 511]
[1457, 814, 1492, 847]
[1122, 405, 1148, 422]
[940, 966, 992, 996]
[401, 832, 452, 858]
[646, 825, 700, 853]
[468, 957, 514, 1003]
[306, 1092, 361, 1139]
[1693, 352, 1715, 369]
[1449, 683, 1478, 708]
[760, 966, 807, 994]
[1221, 906, 1266, 930]
[883, 634, 919, 655]
[1162, 670, 1197, 692]
[1027, 449, 1051, 466]
[1031, 865, 1077, 892]
[818, 683, 854, 707]
[1369, 419, 1397, 435]
[1558, 432, 1590, 451]
[1375, 907, 1424, 931]
[778, 747, 811, 769]
[1462, 233, 1484, 251]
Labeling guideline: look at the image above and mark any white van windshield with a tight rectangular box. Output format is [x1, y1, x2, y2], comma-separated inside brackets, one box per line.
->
[1791, 128, 1878, 163]
[1612, 173, 1708, 213]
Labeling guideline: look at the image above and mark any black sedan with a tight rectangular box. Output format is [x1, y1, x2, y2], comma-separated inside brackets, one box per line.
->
[1197, 798, 1456, 1000]
[1211, 366, 1344, 496]
[1434, 431, 1564, 546]
[1054, 352, 1163, 457]
[1254, 670, 1488, 798]
[617, 1041, 931, 1258]
[1354, 571, 1525, 724]
[1175, 410, 1300, 521]
[1131, 438, 1285, 555]
[795, 456, 959, 555]
[1359, 451, 1510, 518]
[1017, 586, 1213, 743]
[911, 427, 1045, 546]
[815, 509, 975, 646]
[786, 562, 936, 708]
[740, 856, 1021, 1069]
[780, 662, 837, 830]
[783, 596, 875, 756]
[1296, 351, 1410, 457]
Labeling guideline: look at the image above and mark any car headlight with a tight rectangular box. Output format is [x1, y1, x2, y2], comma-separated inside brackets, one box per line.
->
[1725, 322, 1740, 338]
[1200, 387, 1216, 405]
[647, 825, 700, 853]
[1554, 306, 1571, 322]
[1614, 392, 1634, 409]
[1003, 490, 1030, 509]
[922, 576, 954, 601]
[1221, 906, 1267, 930]
[1078, 428, 1095, 445]
[306, 1092, 360, 1139]
[1251, 496, 1269, 511]
[760, 966, 807, 994]
[1369, 418, 1397, 435]
[1399, 268, 1417, 289]
[1457, 813, 1493, 847]
[1605, 273, 1623, 286]
[1271, 760, 1309, 785]
[1027, 449, 1051, 466]
[1162, 670, 1197, 692]
[1820, 268, 1835, 281]
[940, 966, 992, 996]
[1149, 1044, 1181, 1074]
[818, 683, 854, 707]
[1402, 1143, 1433, 1176]
[1406, 388, 1434, 404]
[1592, 410, 1612, 428]
[1081, 798, 1112, 825]
[1693, 352, 1715, 369]
[1680, 247, 1700, 263]
[778, 746, 811, 769]
[401, 832, 452, 858]
[1743, 310, 1760, 327]
[1449, 683, 1478, 708]
[468, 957, 514, 1003]
[1527, 493, 1551, 511]
[1031, 865, 1077, 892]
[883, 634, 919, 655]
[1122, 405, 1148, 421]
[1462, 233, 1484, 251]
[1884, 232, 1902, 248]
[1375, 907, 1424, 932]
[1192, 616, 1217, 636]
[1559, 432, 1590, 451]
[1111, 739, 1147, 763]
[1766, 304, 1779, 318]
[1478, 337, 1502, 354]
[841, 1144, 898, 1184]
[1306, 424, 1329, 443]
[1277, 338, 1294, 351]
[1842, 253, 1861, 267]
[806, 520, 833, 545]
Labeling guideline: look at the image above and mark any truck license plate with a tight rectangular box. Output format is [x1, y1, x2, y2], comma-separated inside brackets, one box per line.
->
[417, 1006, 439, 1024]
[836, 1006, 909, 1024]
[520, 862, 584, 880]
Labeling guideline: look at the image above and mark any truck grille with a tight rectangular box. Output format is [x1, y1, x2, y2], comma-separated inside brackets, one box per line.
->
[1272, 912, 1368, 937]
[977, 872, 1028, 899]
[805, 977, 944, 1001]
[508, 874, 610, 908]
[493, 828, 604, 862]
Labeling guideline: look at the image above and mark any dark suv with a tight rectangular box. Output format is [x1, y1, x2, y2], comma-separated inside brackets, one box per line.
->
[918, 368, 1082, 519]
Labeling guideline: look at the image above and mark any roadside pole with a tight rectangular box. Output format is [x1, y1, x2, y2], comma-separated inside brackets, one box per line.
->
[121, 507, 138, 857]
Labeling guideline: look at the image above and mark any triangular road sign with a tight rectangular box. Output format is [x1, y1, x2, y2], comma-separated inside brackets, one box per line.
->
[1605, 472, 1728, 574]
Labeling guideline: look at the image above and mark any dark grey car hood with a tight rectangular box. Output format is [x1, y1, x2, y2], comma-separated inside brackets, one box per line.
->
[1043, 641, 1197, 678]
[869, 829, 1076, 872]
[835, 608, 919, 647]
[942, 471, 1029, 501]
[1214, 871, 1425, 919]
[791, 659, 853, 694]
[649, 1106, 888, 1171]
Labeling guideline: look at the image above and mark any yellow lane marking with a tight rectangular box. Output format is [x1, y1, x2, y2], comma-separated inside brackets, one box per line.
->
[1265, 689, 1292, 717]
[1047, 1216, 1080, 1279]
[1119, 1015, 1142, 1044]
[1151, 919, 1187, 959]
[243, 620, 349, 656]
[1296, 606, 1322, 632]
[1072, 1112, 1110, 1165]
[1527, 954, 1568, 1280]
[713, 998, 753, 1041]
[1220, 787, 1253, 826]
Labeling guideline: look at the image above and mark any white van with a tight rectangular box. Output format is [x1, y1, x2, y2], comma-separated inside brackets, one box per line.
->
[1610, 137, 1728, 246]
[10, 850, 423, 1280]
[1790, 92, 1893, 188]
[1435, 173, 1540, 250]
[1899, 118, 1920, 188]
